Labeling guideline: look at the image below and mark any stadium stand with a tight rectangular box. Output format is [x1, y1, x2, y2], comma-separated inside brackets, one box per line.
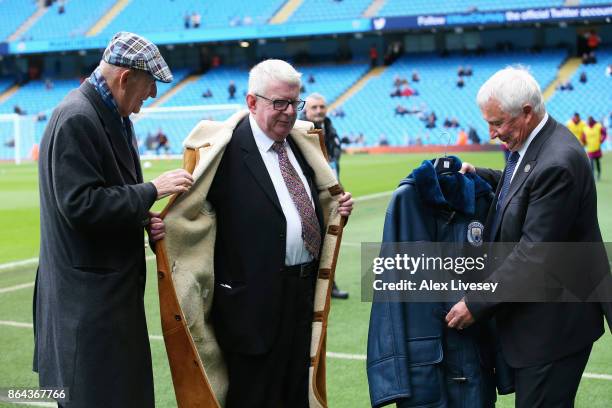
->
[133, 62, 369, 153]
[377, 0, 564, 16]
[286, 0, 372, 23]
[99, 0, 285, 37]
[0, 0, 37, 41]
[547, 48, 612, 150]
[22, 0, 116, 41]
[332, 50, 567, 146]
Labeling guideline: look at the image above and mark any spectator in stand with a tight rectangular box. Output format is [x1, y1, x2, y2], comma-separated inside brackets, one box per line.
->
[228, 80, 236, 99]
[457, 65, 465, 77]
[468, 126, 481, 144]
[145, 132, 157, 152]
[369, 45, 378, 68]
[184, 13, 190, 29]
[400, 85, 415, 97]
[390, 86, 401, 98]
[457, 128, 468, 146]
[13, 105, 26, 115]
[202, 88, 213, 98]
[457, 76, 465, 88]
[579, 72, 587, 84]
[395, 105, 409, 116]
[45, 79, 54, 90]
[426, 112, 437, 129]
[557, 80, 574, 91]
[307, 74, 315, 84]
[411, 70, 420, 82]
[586, 30, 601, 52]
[443, 117, 452, 128]
[155, 127, 170, 155]
[582, 116, 607, 180]
[465, 65, 473, 76]
[378, 134, 389, 146]
[566, 112, 586, 145]
[58, 0, 65, 14]
[191, 12, 201, 28]
[331, 107, 345, 118]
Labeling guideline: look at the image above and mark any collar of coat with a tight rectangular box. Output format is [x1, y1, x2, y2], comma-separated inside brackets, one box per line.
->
[404, 156, 492, 216]
[183, 109, 338, 190]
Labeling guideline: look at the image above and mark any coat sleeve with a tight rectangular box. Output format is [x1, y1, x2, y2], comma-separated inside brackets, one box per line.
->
[52, 113, 157, 232]
[467, 164, 582, 317]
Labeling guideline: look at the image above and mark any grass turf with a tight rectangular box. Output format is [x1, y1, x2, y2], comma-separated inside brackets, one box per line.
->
[0, 152, 610, 407]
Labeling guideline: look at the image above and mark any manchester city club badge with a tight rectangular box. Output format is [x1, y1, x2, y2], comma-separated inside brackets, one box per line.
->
[467, 221, 484, 247]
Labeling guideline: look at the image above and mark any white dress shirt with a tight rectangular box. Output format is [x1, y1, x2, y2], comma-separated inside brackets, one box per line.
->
[249, 114, 314, 266]
[510, 112, 548, 183]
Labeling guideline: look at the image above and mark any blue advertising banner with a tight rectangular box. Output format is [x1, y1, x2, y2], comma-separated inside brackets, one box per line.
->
[371, 5, 612, 30]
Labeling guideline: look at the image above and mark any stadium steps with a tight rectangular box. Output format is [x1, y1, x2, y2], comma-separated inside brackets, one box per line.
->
[7, 6, 48, 42]
[0, 84, 20, 105]
[542, 57, 582, 101]
[147, 74, 200, 108]
[363, 0, 387, 17]
[86, 0, 131, 37]
[270, 0, 304, 24]
[328, 66, 387, 111]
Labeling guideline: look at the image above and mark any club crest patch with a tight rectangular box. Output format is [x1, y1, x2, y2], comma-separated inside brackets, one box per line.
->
[467, 221, 484, 247]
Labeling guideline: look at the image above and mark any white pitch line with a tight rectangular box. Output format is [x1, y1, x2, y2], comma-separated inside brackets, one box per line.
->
[353, 191, 392, 202]
[0, 258, 38, 271]
[0, 282, 34, 294]
[0, 191, 388, 272]
[326, 351, 366, 361]
[0, 400, 57, 407]
[0, 320, 611, 379]
[340, 242, 360, 247]
[583, 372, 612, 380]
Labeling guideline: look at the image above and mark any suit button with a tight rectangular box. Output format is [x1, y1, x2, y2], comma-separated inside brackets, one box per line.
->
[280, 232, 285, 238]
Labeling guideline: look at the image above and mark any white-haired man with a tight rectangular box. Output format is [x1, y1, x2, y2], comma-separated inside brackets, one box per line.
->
[445, 67, 611, 407]
[207, 59, 353, 407]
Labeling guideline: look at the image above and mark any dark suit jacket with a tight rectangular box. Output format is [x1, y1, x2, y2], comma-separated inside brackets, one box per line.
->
[467, 116, 610, 368]
[34, 81, 157, 407]
[208, 117, 324, 355]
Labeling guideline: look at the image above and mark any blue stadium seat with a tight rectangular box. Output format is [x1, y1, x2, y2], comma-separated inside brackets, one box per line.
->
[287, 0, 372, 23]
[22, 0, 116, 40]
[99, 0, 285, 38]
[332, 50, 566, 146]
[0, 0, 37, 41]
[547, 48, 612, 150]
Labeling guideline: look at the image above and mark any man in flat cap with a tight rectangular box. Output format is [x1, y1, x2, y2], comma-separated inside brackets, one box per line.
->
[34, 32, 193, 407]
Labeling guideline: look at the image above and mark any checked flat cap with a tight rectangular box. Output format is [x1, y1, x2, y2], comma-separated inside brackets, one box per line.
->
[103, 32, 173, 83]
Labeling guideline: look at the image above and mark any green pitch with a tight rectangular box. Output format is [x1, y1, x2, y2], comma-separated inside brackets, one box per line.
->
[0, 152, 610, 407]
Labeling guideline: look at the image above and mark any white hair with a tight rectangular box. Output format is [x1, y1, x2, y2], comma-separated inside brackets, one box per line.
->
[476, 66, 545, 117]
[248, 59, 302, 95]
[306, 92, 326, 103]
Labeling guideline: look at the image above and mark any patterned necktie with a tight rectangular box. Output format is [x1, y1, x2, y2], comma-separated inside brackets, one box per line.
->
[271, 141, 321, 259]
[496, 151, 520, 212]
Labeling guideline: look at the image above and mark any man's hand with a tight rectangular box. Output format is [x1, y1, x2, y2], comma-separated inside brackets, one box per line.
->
[460, 162, 476, 174]
[152, 169, 194, 199]
[338, 192, 354, 217]
[147, 211, 165, 243]
[445, 299, 475, 330]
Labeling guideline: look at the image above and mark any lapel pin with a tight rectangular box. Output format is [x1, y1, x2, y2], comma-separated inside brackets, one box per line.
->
[524, 164, 531, 173]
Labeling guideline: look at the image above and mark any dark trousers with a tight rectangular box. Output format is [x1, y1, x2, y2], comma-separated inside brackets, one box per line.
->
[223, 272, 315, 408]
[515, 344, 592, 408]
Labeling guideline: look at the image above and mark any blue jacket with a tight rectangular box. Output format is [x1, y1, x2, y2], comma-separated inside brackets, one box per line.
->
[367, 157, 514, 407]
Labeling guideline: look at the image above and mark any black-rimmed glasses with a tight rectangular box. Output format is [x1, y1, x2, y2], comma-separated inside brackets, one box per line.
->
[255, 94, 305, 111]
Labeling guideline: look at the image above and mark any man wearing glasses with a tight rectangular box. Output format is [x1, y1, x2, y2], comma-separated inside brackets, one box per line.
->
[206, 59, 353, 407]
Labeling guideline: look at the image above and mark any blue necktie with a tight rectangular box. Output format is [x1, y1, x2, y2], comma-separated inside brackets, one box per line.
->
[496, 151, 520, 212]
